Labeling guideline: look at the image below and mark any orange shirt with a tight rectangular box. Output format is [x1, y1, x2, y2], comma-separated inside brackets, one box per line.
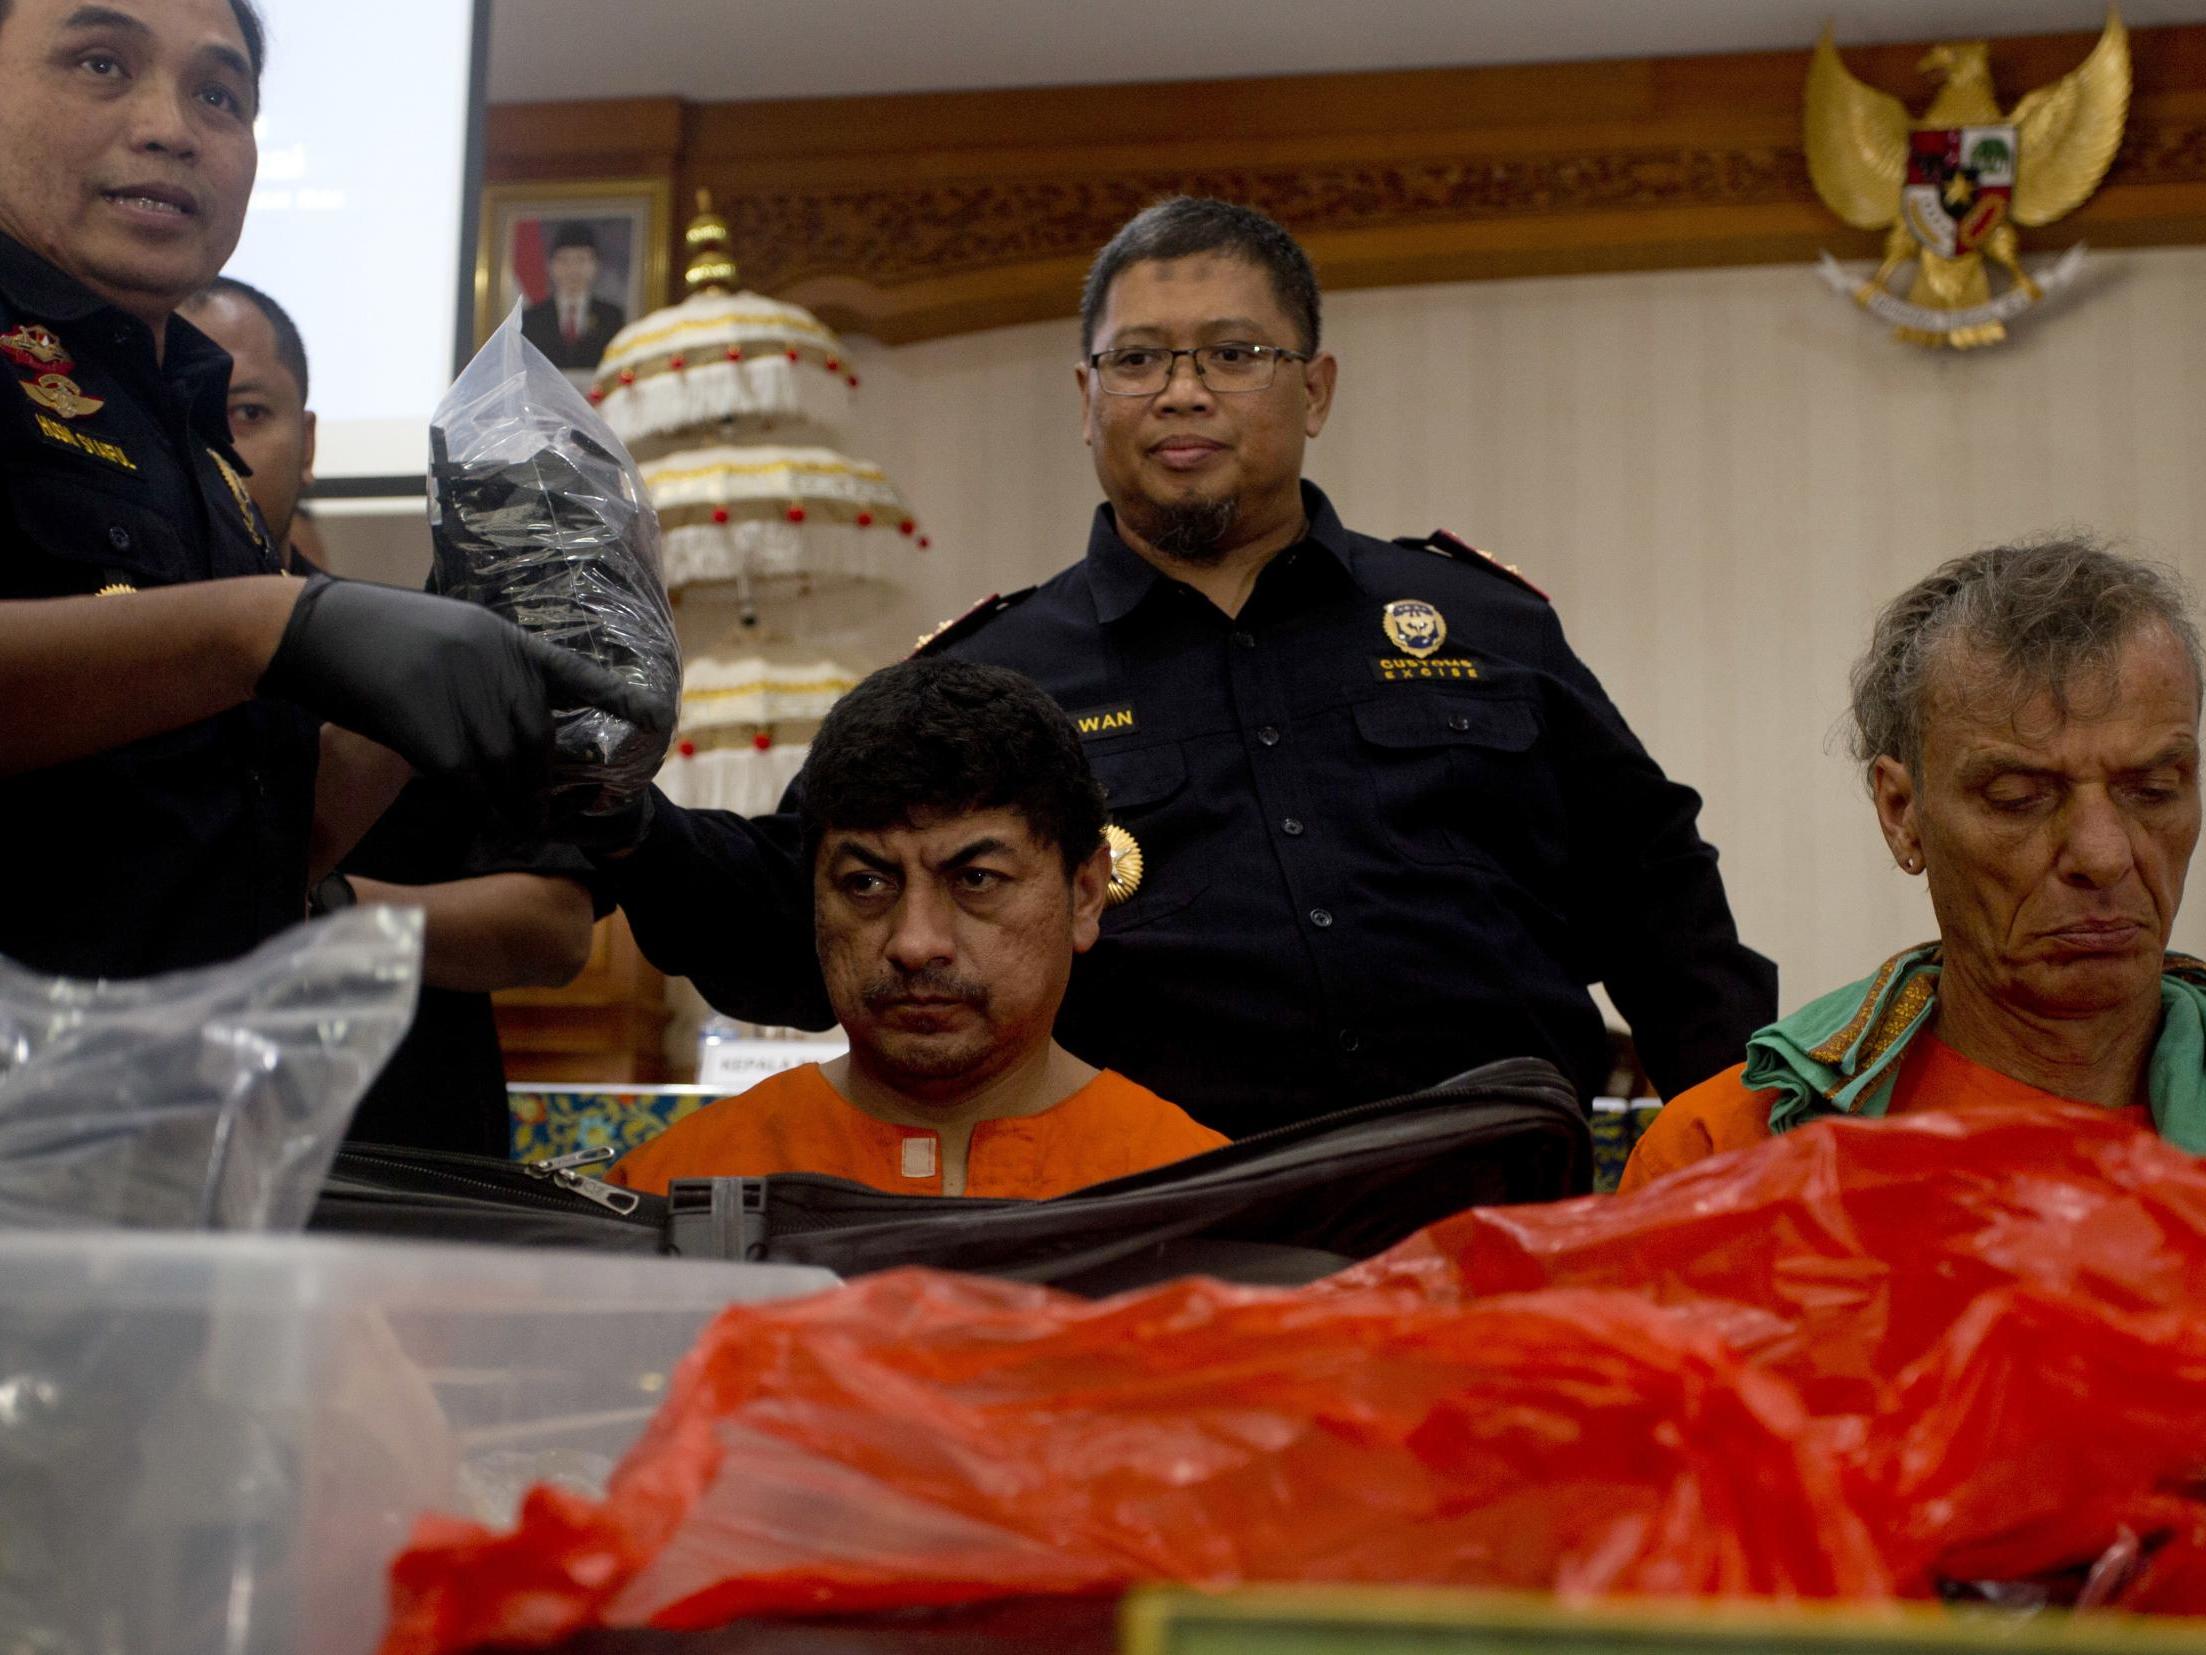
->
[1618, 1033, 2152, 1194]
[607, 1062, 1229, 1199]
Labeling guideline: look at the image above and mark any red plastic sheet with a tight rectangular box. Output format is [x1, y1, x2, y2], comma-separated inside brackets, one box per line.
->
[381, 1105, 2206, 1653]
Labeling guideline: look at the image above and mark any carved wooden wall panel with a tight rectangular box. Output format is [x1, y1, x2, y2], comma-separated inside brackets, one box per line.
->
[487, 25, 2206, 342]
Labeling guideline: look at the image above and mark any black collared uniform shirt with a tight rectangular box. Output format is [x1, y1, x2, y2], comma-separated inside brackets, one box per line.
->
[0, 231, 316, 979]
[618, 482, 1777, 1138]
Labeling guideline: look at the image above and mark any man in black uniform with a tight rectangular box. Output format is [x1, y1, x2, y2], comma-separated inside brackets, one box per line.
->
[0, 0, 658, 982]
[185, 275, 603, 1157]
[608, 198, 1775, 1136]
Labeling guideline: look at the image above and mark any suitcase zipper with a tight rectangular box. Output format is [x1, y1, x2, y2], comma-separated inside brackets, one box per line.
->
[524, 1145, 642, 1216]
[333, 1147, 647, 1222]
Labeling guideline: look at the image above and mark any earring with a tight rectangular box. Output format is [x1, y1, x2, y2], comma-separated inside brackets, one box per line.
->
[1901, 855, 1921, 874]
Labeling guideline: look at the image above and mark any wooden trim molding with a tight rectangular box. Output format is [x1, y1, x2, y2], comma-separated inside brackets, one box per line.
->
[488, 25, 2206, 343]
[494, 913, 670, 1085]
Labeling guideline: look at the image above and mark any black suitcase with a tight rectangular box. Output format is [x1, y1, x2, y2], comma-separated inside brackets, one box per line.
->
[310, 1057, 1589, 1294]
[313, 1139, 667, 1252]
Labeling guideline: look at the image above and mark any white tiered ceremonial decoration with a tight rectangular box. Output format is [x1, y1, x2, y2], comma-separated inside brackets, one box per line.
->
[591, 195, 926, 812]
[591, 201, 926, 611]
[659, 652, 859, 813]
[638, 443, 908, 592]
[593, 291, 855, 447]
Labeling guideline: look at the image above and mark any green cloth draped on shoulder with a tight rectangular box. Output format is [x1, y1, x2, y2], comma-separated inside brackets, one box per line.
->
[1743, 942, 2206, 1152]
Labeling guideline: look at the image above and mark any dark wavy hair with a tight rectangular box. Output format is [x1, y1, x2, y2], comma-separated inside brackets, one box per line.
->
[1080, 196, 1321, 354]
[799, 657, 1106, 877]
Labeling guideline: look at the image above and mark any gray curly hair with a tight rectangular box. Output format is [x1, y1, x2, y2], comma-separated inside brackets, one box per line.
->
[1849, 534, 2203, 783]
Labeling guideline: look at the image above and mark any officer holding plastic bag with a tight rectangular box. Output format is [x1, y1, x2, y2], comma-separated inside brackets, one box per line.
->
[0, 0, 662, 978]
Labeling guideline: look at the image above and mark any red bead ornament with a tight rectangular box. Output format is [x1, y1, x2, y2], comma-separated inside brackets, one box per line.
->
[586, 387, 605, 404]
[846, 374, 860, 388]
[918, 536, 932, 549]
[669, 354, 686, 370]
[726, 344, 744, 362]
[825, 356, 840, 372]
[785, 504, 807, 524]
[711, 506, 730, 525]
[898, 519, 916, 537]
[785, 348, 800, 362]
[752, 730, 773, 752]
[677, 740, 696, 759]
[854, 511, 874, 528]
[618, 369, 636, 385]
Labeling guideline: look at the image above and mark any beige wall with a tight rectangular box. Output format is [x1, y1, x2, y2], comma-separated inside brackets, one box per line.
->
[836, 246, 2206, 1007]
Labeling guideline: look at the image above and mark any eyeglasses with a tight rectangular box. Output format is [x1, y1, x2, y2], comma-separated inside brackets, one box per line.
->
[1086, 342, 1311, 396]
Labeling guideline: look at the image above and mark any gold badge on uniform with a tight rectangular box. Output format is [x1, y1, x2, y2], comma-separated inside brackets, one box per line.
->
[0, 324, 72, 374]
[209, 449, 265, 549]
[1103, 822, 1144, 907]
[1382, 599, 1447, 659]
[20, 372, 104, 420]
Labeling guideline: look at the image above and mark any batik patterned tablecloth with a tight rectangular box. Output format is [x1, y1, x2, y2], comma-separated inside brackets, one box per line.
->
[1589, 1098, 1665, 1193]
[507, 1085, 724, 1164]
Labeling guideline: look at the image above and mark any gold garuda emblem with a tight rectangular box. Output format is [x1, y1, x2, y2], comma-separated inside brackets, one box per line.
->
[1806, 9, 2129, 348]
[20, 372, 104, 419]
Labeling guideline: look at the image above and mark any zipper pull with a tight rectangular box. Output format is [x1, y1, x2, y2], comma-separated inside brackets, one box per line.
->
[554, 1167, 642, 1216]
[526, 1144, 616, 1177]
[524, 1144, 642, 1216]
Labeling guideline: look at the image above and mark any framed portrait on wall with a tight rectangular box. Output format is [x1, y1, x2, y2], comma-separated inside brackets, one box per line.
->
[475, 178, 673, 386]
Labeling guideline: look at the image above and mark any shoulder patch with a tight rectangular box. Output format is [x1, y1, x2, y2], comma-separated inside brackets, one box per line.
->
[910, 586, 1038, 657]
[1406, 529, 1551, 602]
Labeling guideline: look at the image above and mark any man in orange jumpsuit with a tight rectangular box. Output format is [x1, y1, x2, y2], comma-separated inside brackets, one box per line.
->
[611, 657, 1226, 1198]
[1621, 536, 2203, 1191]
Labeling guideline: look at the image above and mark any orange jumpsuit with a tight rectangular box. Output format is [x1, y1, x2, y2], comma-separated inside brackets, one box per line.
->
[1618, 1033, 2150, 1193]
[608, 1062, 1229, 1199]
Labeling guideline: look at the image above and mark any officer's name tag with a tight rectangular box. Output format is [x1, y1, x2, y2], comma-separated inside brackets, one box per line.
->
[31, 411, 135, 473]
[1071, 703, 1138, 738]
[1371, 656, 1479, 682]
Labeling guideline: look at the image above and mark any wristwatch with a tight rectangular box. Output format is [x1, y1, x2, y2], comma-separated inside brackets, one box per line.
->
[308, 872, 358, 918]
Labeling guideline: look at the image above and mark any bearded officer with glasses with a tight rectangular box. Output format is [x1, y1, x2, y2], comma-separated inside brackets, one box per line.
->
[607, 197, 1775, 1138]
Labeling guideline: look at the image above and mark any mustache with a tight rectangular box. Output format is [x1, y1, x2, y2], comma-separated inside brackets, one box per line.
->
[861, 965, 990, 1013]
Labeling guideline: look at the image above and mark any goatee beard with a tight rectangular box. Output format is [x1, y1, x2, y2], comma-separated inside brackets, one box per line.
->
[1126, 494, 1239, 566]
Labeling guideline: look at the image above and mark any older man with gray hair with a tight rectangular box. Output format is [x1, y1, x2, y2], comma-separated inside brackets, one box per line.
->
[1622, 534, 2204, 1189]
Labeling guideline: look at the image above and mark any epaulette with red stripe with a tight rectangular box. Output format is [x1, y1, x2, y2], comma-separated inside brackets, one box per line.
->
[1402, 528, 1551, 602]
[909, 586, 1038, 657]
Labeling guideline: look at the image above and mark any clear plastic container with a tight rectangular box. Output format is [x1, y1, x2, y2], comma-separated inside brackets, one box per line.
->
[0, 1231, 835, 1655]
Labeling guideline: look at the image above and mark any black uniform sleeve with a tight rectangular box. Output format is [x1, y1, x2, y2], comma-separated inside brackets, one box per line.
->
[605, 784, 835, 1030]
[454, 819, 614, 916]
[1539, 610, 1778, 1098]
[343, 777, 615, 915]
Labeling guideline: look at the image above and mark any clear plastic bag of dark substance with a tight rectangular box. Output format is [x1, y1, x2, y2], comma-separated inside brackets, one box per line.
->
[429, 306, 679, 834]
[0, 909, 423, 1231]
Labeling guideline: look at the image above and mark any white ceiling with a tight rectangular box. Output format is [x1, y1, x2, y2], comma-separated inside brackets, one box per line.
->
[487, 0, 2206, 105]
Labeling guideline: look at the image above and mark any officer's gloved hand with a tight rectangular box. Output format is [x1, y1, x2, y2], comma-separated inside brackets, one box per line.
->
[257, 574, 670, 803]
[563, 784, 657, 861]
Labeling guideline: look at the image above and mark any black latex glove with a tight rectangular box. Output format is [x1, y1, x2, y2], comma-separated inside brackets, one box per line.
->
[565, 782, 657, 860]
[257, 574, 671, 805]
